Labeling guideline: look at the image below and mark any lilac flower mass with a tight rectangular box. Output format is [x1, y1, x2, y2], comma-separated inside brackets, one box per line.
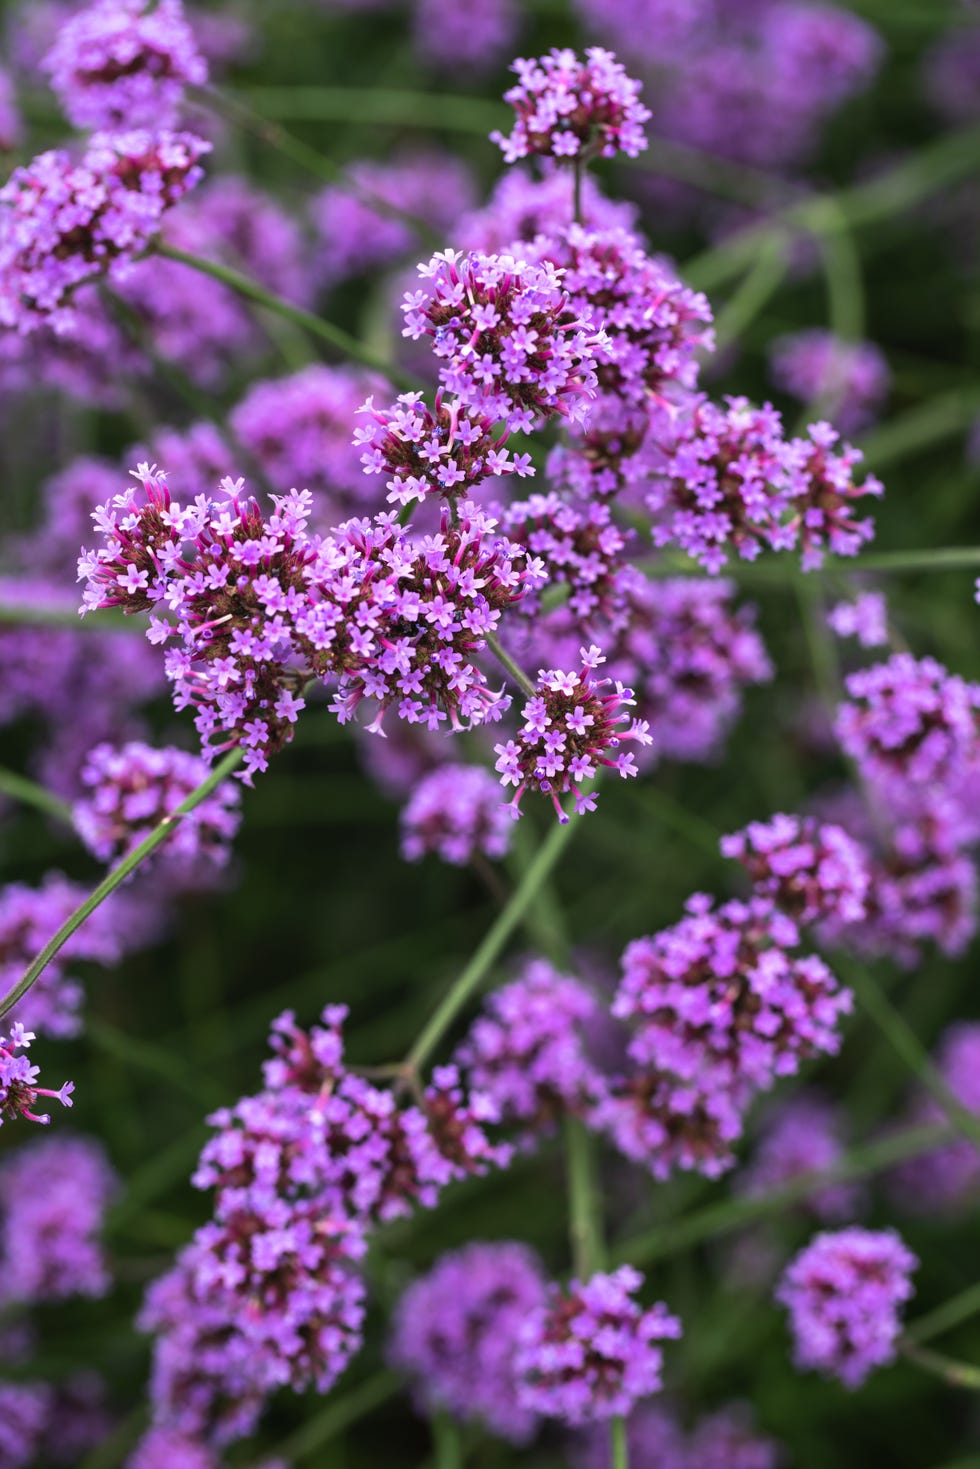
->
[1, 5, 979, 1466]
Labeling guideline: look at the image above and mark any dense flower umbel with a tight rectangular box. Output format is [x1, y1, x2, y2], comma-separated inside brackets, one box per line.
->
[413, 0, 519, 76]
[455, 165, 639, 256]
[827, 590, 889, 648]
[890, 1023, 980, 1212]
[355, 390, 534, 508]
[400, 763, 514, 866]
[389, 1241, 548, 1444]
[41, 0, 207, 130]
[502, 493, 635, 630]
[74, 741, 241, 873]
[770, 329, 890, 435]
[492, 47, 651, 162]
[0, 131, 209, 335]
[496, 645, 651, 820]
[777, 1228, 917, 1388]
[0, 1025, 74, 1127]
[402, 249, 603, 434]
[788, 421, 882, 570]
[0, 1134, 117, 1302]
[514, 1266, 681, 1425]
[721, 813, 871, 929]
[739, 1093, 863, 1222]
[456, 960, 608, 1134]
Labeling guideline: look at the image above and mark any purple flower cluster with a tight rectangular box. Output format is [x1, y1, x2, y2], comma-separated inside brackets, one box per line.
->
[575, 1400, 780, 1469]
[389, 1241, 548, 1443]
[0, 1025, 74, 1128]
[502, 491, 635, 631]
[739, 1093, 862, 1221]
[492, 47, 651, 162]
[494, 645, 652, 820]
[777, 1227, 917, 1388]
[0, 1134, 117, 1302]
[402, 248, 603, 433]
[456, 959, 607, 1133]
[412, 0, 519, 75]
[355, 389, 534, 508]
[455, 165, 639, 256]
[514, 1266, 681, 1424]
[0, 130, 209, 335]
[890, 1023, 980, 1212]
[74, 741, 242, 874]
[770, 329, 890, 435]
[721, 812, 871, 928]
[42, 0, 207, 130]
[827, 591, 889, 648]
[604, 895, 851, 1178]
[400, 763, 513, 866]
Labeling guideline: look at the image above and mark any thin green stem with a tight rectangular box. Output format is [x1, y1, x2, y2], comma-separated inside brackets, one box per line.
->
[236, 84, 506, 135]
[0, 748, 244, 1024]
[841, 960, 980, 1152]
[0, 602, 133, 631]
[405, 812, 586, 1072]
[907, 1282, 980, 1347]
[711, 236, 787, 353]
[432, 1410, 464, 1469]
[272, 1371, 401, 1460]
[0, 767, 72, 825]
[566, 1116, 603, 1279]
[900, 1341, 980, 1392]
[613, 1121, 952, 1266]
[845, 547, 980, 574]
[611, 1415, 630, 1469]
[484, 632, 537, 700]
[859, 386, 980, 470]
[155, 242, 414, 387]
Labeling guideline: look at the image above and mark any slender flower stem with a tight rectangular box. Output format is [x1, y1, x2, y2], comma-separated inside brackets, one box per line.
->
[155, 242, 415, 388]
[0, 602, 134, 631]
[906, 1282, 980, 1347]
[899, 1341, 980, 1391]
[484, 632, 537, 700]
[610, 1414, 630, 1469]
[405, 813, 586, 1073]
[236, 83, 507, 135]
[840, 960, 980, 1152]
[272, 1371, 401, 1460]
[613, 1121, 952, 1266]
[859, 386, 980, 470]
[0, 767, 72, 825]
[844, 547, 980, 573]
[565, 1116, 603, 1279]
[711, 236, 787, 353]
[0, 748, 244, 1024]
[431, 1410, 464, 1469]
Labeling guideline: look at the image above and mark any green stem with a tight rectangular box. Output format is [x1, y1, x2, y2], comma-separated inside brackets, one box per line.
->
[236, 84, 506, 135]
[0, 602, 133, 631]
[841, 960, 980, 1152]
[484, 632, 537, 700]
[405, 813, 586, 1072]
[845, 546, 980, 573]
[272, 1371, 401, 1460]
[611, 1415, 630, 1469]
[566, 1116, 603, 1278]
[711, 236, 787, 353]
[0, 748, 244, 1024]
[155, 242, 413, 387]
[906, 1282, 980, 1347]
[431, 1410, 464, 1469]
[900, 1341, 980, 1392]
[0, 767, 72, 825]
[859, 386, 980, 470]
[613, 1121, 952, 1266]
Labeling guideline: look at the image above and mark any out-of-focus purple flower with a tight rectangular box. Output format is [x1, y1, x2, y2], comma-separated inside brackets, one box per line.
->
[412, 0, 518, 74]
[924, 26, 980, 123]
[41, 0, 207, 130]
[777, 1227, 916, 1388]
[127, 422, 235, 503]
[502, 492, 635, 630]
[400, 763, 513, 866]
[0, 131, 209, 336]
[388, 1241, 548, 1443]
[827, 591, 889, 648]
[402, 248, 603, 434]
[515, 1266, 681, 1425]
[456, 959, 607, 1133]
[0, 1382, 51, 1469]
[126, 1428, 217, 1469]
[0, 286, 148, 410]
[187, 5, 256, 72]
[355, 390, 534, 509]
[721, 811, 870, 928]
[492, 48, 651, 163]
[739, 1092, 862, 1221]
[574, 1399, 780, 1469]
[231, 364, 390, 524]
[494, 644, 652, 821]
[890, 1023, 980, 1212]
[0, 1133, 117, 1300]
[45, 1372, 114, 1466]
[455, 165, 639, 255]
[0, 68, 22, 152]
[311, 151, 476, 290]
[74, 741, 241, 875]
[770, 329, 890, 434]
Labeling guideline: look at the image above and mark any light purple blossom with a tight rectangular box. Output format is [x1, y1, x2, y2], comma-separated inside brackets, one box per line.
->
[890, 1023, 980, 1212]
[454, 165, 639, 256]
[721, 811, 871, 928]
[770, 329, 890, 435]
[739, 1092, 863, 1221]
[492, 48, 651, 163]
[400, 763, 514, 866]
[0, 1133, 117, 1301]
[412, 0, 519, 75]
[827, 591, 889, 648]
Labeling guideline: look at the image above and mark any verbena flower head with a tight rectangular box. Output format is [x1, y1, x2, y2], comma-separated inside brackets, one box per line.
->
[355, 390, 534, 509]
[456, 959, 607, 1134]
[455, 165, 639, 256]
[74, 741, 241, 872]
[514, 1266, 681, 1425]
[770, 329, 890, 435]
[0, 1134, 117, 1302]
[0, 131, 209, 335]
[721, 812, 871, 928]
[502, 491, 635, 631]
[402, 248, 603, 434]
[413, 0, 518, 76]
[42, 0, 207, 130]
[827, 590, 889, 648]
[739, 1093, 862, 1222]
[400, 763, 514, 866]
[388, 1241, 548, 1444]
[495, 645, 651, 821]
[777, 1227, 917, 1388]
[788, 420, 882, 570]
[890, 1022, 980, 1212]
[0, 1382, 50, 1469]
[492, 47, 651, 162]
